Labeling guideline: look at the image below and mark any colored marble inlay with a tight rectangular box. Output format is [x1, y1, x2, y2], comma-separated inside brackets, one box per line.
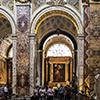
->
[16, 5, 30, 96]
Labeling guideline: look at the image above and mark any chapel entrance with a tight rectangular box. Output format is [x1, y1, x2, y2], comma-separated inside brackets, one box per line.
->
[45, 56, 73, 87]
[38, 29, 77, 86]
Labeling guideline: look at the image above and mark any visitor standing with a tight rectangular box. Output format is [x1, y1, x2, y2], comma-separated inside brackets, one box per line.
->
[4, 85, 9, 96]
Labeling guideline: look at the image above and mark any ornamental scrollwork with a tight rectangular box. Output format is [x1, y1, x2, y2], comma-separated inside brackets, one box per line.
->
[2, 0, 14, 11]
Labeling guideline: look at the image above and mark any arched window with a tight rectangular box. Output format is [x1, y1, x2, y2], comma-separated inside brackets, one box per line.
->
[47, 43, 72, 57]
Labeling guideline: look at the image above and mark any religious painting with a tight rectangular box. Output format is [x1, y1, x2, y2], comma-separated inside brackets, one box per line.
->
[53, 63, 65, 82]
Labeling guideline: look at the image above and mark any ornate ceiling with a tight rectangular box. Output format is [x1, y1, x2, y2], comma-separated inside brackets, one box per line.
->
[0, 15, 12, 58]
[0, 17, 11, 40]
[34, 0, 79, 11]
[37, 16, 77, 42]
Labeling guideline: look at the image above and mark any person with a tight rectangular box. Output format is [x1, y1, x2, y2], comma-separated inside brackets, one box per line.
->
[71, 81, 78, 100]
[64, 81, 71, 100]
[0, 85, 3, 97]
[39, 86, 46, 100]
[4, 85, 9, 96]
[47, 86, 54, 100]
[58, 84, 65, 100]
[34, 86, 39, 100]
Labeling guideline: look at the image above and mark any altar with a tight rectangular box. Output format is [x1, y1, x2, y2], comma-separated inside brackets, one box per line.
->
[45, 56, 73, 87]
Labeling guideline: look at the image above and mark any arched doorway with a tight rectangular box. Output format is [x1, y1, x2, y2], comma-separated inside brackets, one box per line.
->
[38, 29, 77, 86]
[31, 5, 84, 91]
[0, 10, 14, 88]
[0, 7, 16, 94]
[0, 17, 12, 85]
[44, 38, 73, 86]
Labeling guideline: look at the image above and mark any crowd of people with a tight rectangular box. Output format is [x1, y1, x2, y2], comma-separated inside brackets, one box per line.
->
[0, 81, 89, 100]
[31, 81, 78, 100]
[0, 85, 9, 100]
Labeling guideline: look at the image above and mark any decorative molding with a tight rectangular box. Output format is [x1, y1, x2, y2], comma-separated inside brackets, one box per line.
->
[16, 0, 31, 3]
[34, 10, 79, 33]
[34, 0, 79, 11]
[37, 16, 77, 41]
[47, 0, 67, 5]
[17, 15, 28, 33]
[2, 0, 14, 11]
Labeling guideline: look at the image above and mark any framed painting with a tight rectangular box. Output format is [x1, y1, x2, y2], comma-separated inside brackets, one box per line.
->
[53, 63, 65, 82]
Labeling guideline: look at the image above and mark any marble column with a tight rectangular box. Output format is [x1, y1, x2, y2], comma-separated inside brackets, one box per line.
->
[77, 34, 84, 91]
[29, 34, 35, 96]
[12, 35, 17, 94]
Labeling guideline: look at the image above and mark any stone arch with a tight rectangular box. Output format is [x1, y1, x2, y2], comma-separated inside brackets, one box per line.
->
[38, 29, 77, 85]
[39, 29, 77, 50]
[0, 38, 12, 58]
[31, 5, 83, 34]
[0, 6, 15, 87]
[44, 35, 74, 56]
[0, 6, 15, 58]
[0, 6, 15, 35]
[30, 4, 84, 90]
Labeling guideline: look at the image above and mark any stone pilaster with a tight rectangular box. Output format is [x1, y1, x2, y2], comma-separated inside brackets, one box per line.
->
[29, 34, 35, 96]
[77, 34, 84, 91]
[37, 50, 42, 86]
[16, 4, 30, 96]
[12, 34, 17, 94]
[72, 50, 77, 74]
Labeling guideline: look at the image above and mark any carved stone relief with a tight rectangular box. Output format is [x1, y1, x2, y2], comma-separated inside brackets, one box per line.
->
[67, 0, 79, 10]
[17, 15, 28, 33]
[2, 0, 14, 11]
[47, 0, 66, 5]
[33, 0, 79, 11]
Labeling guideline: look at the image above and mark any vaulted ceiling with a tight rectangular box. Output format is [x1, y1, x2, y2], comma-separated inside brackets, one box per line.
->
[0, 14, 12, 58]
[0, 16, 12, 40]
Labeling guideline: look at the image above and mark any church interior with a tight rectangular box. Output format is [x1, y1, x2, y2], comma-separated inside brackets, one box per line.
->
[0, 0, 100, 99]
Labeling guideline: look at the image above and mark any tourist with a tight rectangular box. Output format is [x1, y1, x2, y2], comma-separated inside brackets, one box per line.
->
[34, 86, 39, 100]
[58, 84, 65, 100]
[4, 85, 9, 96]
[47, 86, 54, 100]
[39, 86, 46, 100]
[0, 85, 3, 98]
